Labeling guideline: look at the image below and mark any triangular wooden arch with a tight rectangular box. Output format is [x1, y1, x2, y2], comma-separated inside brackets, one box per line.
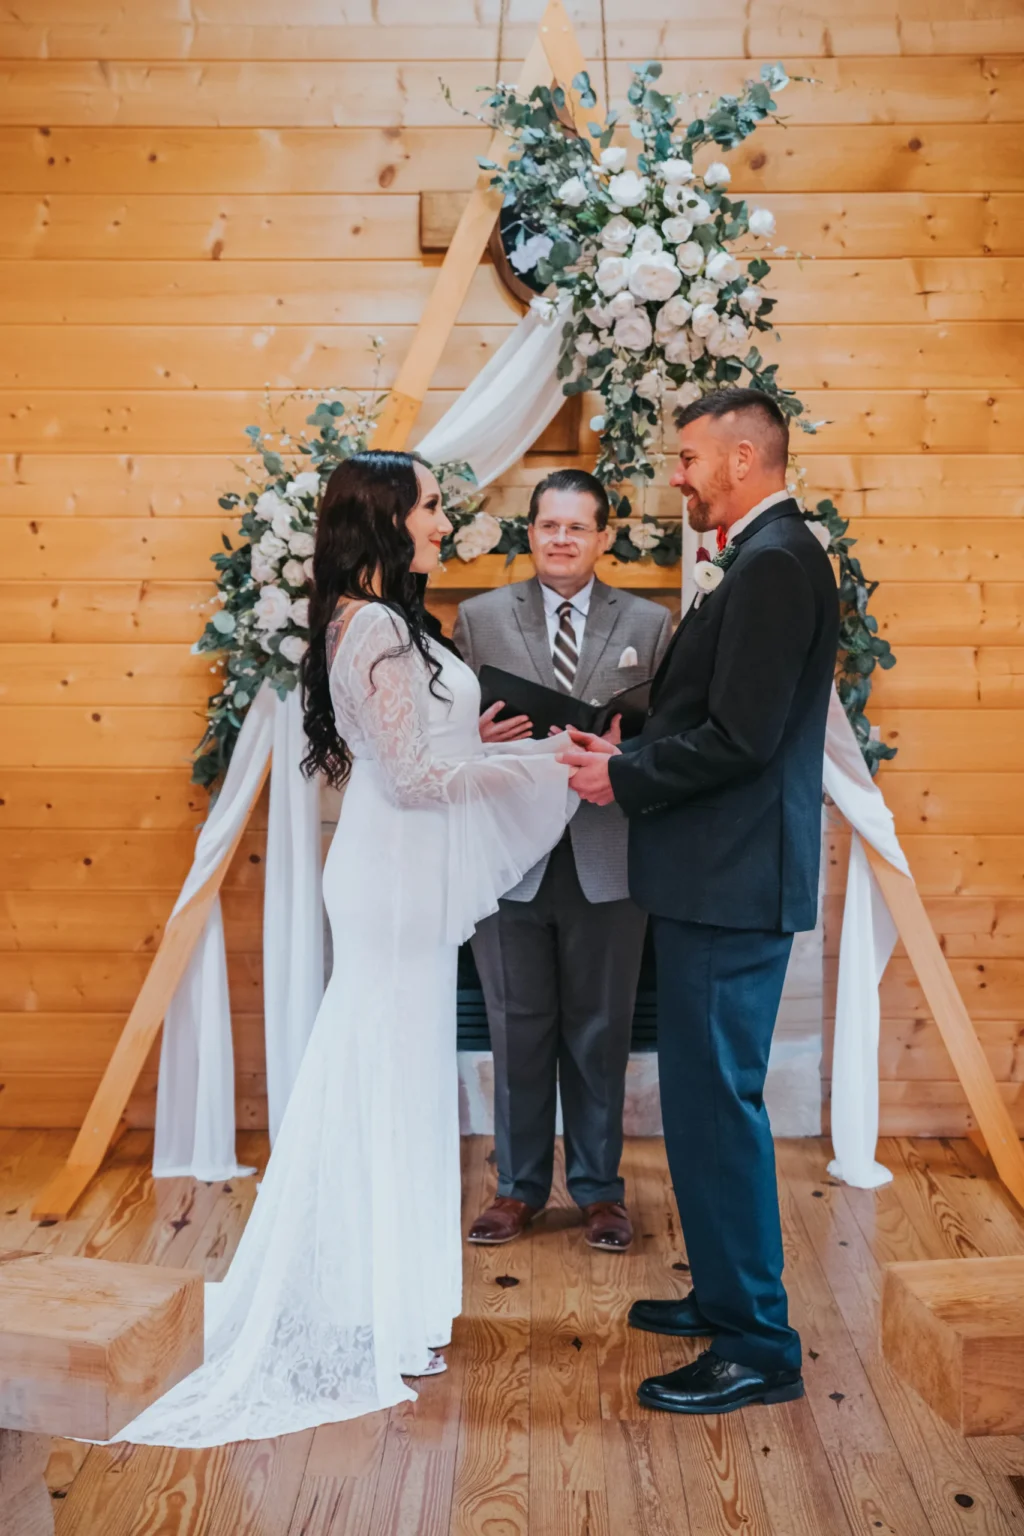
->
[34, 2, 1024, 1219]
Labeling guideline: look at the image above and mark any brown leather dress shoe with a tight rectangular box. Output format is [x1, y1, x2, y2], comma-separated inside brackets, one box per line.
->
[468, 1196, 539, 1245]
[583, 1201, 633, 1251]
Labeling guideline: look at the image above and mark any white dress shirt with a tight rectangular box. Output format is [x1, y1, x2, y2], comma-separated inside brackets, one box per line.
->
[540, 575, 594, 658]
[725, 487, 792, 545]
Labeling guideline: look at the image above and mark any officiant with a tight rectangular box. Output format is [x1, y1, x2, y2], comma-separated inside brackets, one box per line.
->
[454, 469, 671, 1251]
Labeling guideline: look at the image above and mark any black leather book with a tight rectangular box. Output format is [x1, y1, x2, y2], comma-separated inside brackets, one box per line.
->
[478, 664, 652, 741]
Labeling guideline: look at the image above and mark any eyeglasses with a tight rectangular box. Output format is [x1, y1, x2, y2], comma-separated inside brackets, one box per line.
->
[533, 522, 601, 542]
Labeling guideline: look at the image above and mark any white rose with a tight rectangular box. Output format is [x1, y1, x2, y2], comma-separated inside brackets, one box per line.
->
[632, 225, 663, 257]
[663, 332, 693, 365]
[656, 158, 693, 184]
[288, 529, 315, 557]
[289, 596, 310, 628]
[683, 195, 714, 226]
[589, 414, 606, 431]
[613, 309, 654, 351]
[250, 548, 276, 585]
[282, 558, 307, 587]
[675, 381, 702, 409]
[285, 471, 320, 501]
[530, 295, 560, 323]
[635, 369, 663, 402]
[655, 306, 680, 343]
[254, 489, 290, 527]
[595, 254, 630, 296]
[575, 331, 601, 357]
[691, 302, 720, 338]
[253, 584, 291, 633]
[584, 301, 614, 328]
[739, 285, 763, 315]
[628, 249, 682, 303]
[608, 169, 648, 208]
[557, 175, 589, 208]
[693, 559, 725, 593]
[599, 213, 635, 254]
[660, 294, 694, 329]
[725, 314, 749, 344]
[703, 161, 732, 187]
[688, 278, 720, 307]
[278, 634, 309, 666]
[510, 232, 553, 274]
[453, 511, 503, 562]
[675, 241, 705, 276]
[705, 250, 742, 285]
[661, 215, 693, 244]
[705, 319, 732, 356]
[629, 521, 662, 550]
[607, 289, 636, 319]
[805, 519, 832, 550]
[303, 557, 314, 581]
[600, 145, 628, 172]
[258, 529, 288, 561]
[749, 207, 776, 238]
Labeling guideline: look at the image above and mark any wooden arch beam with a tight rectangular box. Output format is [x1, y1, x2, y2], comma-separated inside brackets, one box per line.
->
[371, 0, 603, 452]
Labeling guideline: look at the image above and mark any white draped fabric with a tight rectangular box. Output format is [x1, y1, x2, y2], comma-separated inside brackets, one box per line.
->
[156, 297, 910, 1192]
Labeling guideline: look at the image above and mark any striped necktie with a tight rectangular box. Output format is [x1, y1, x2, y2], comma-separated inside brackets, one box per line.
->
[553, 600, 579, 692]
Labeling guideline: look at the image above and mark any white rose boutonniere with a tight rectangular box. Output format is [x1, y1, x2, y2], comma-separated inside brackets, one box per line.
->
[693, 560, 725, 594]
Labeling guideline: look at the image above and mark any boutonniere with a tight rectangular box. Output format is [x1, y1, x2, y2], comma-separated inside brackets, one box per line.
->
[693, 541, 739, 594]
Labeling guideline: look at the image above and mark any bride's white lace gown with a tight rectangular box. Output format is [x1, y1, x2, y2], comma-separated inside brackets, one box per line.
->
[113, 603, 574, 1447]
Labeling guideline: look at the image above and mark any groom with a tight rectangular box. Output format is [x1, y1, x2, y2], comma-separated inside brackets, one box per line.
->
[561, 389, 839, 1415]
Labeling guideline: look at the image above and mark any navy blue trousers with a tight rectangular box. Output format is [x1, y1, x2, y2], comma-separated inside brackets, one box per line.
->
[651, 916, 802, 1374]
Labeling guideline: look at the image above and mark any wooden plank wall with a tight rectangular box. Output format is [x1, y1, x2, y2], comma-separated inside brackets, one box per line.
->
[0, 0, 1022, 1134]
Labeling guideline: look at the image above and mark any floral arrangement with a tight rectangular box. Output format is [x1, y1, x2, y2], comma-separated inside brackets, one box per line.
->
[190, 61, 896, 788]
[466, 60, 802, 487]
[449, 59, 896, 771]
[190, 372, 478, 788]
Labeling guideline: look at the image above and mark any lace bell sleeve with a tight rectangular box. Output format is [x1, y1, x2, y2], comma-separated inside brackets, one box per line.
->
[335, 606, 576, 941]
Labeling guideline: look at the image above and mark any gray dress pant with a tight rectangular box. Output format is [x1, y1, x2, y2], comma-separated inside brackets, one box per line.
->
[470, 837, 647, 1209]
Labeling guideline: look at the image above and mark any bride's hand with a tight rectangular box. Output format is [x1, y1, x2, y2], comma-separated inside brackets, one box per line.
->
[479, 700, 533, 743]
[565, 720, 622, 756]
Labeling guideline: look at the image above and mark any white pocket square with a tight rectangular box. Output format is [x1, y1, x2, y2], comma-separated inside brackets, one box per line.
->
[618, 646, 639, 668]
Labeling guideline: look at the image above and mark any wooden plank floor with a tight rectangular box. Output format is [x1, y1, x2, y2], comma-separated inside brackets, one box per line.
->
[4, 1132, 1024, 1535]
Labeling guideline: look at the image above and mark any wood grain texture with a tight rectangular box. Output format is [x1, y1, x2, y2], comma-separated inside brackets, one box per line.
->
[3, 0, 1022, 1138]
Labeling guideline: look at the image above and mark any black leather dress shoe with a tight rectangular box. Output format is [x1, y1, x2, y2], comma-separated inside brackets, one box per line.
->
[637, 1349, 804, 1415]
[628, 1293, 712, 1337]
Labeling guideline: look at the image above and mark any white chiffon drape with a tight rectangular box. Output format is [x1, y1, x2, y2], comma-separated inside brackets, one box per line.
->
[113, 606, 575, 1446]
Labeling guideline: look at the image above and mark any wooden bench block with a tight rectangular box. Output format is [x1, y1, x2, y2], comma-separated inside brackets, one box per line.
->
[882, 1256, 1024, 1436]
[0, 1250, 203, 1442]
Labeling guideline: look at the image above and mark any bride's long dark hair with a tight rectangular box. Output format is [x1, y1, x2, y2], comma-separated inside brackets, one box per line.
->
[299, 450, 449, 788]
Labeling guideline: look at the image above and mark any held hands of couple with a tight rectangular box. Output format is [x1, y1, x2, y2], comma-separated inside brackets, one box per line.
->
[557, 721, 621, 807]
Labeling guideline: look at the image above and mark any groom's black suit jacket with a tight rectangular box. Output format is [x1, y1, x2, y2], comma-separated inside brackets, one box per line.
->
[607, 498, 839, 933]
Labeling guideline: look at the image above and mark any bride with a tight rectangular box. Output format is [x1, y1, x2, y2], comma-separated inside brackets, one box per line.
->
[113, 450, 575, 1447]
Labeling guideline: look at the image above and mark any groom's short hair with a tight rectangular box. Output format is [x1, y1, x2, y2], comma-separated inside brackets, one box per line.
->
[528, 468, 610, 531]
[673, 388, 790, 471]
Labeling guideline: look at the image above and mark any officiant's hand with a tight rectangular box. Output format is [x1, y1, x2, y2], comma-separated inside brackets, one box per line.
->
[565, 720, 622, 754]
[557, 749, 616, 806]
[479, 701, 533, 743]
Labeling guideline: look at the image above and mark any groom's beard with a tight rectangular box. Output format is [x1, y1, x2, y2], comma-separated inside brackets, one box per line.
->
[683, 465, 732, 533]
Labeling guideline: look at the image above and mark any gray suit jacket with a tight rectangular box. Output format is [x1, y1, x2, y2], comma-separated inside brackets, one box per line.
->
[454, 576, 673, 902]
